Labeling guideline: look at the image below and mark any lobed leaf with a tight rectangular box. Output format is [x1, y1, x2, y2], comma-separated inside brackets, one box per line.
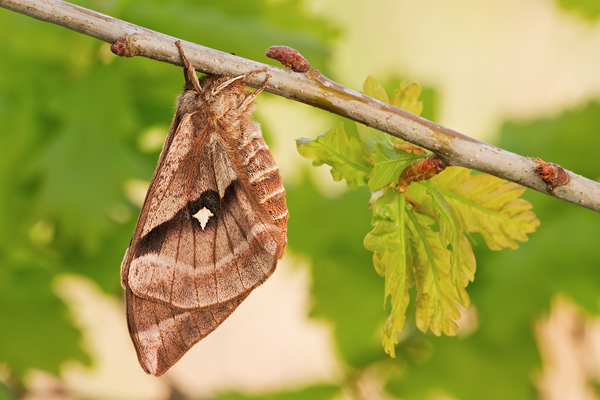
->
[296, 122, 372, 190]
[364, 188, 413, 356]
[368, 144, 427, 191]
[430, 167, 540, 250]
[413, 182, 476, 292]
[408, 211, 466, 336]
[356, 124, 394, 156]
[300, 75, 540, 360]
[361, 75, 390, 103]
[391, 81, 423, 116]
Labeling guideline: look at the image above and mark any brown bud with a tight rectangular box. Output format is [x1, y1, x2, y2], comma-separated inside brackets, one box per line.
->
[266, 46, 310, 72]
[111, 38, 135, 58]
[397, 155, 446, 193]
[530, 157, 570, 191]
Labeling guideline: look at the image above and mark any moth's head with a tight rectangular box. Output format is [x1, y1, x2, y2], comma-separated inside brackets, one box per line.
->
[178, 75, 253, 118]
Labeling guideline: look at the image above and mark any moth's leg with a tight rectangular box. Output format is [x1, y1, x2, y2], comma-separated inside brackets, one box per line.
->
[175, 41, 203, 93]
[239, 72, 271, 109]
[211, 68, 269, 96]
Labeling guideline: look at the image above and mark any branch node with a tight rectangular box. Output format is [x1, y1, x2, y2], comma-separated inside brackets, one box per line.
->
[110, 34, 143, 58]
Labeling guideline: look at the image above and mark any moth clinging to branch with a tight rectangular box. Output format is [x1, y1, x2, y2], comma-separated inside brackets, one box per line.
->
[120, 40, 288, 376]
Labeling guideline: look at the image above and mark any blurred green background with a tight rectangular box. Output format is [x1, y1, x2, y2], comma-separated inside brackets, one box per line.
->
[1, 0, 600, 399]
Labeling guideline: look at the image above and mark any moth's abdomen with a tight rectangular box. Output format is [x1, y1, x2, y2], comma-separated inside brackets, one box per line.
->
[239, 125, 288, 250]
[252, 164, 288, 238]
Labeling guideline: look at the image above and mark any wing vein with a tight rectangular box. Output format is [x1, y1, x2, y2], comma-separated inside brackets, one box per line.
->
[211, 153, 221, 306]
[169, 214, 183, 303]
[221, 201, 247, 290]
[224, 189, 270, 278]
[192, 215, 201, 308]
[152, 115, 199, 211]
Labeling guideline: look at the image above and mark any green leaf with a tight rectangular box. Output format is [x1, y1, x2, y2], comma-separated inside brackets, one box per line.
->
[424, 182, 476, 293]
[391, 81, 423, 116]
[429, 167, 540, 250]
[299, 73, 540, 365]
[364, 180, 481, 346]
[296, 122, 372, 190]
[408, 210, 465, 336]
[361, 75, 389, 103]
[364, 189, 413, 356]
[368, 144, 427, 191]
[356, 124, 394, 156]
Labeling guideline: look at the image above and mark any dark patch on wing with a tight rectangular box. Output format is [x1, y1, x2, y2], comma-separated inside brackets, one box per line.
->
[135, 181, 242, 258]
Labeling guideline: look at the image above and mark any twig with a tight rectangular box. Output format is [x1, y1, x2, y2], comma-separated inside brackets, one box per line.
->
[1, 0, 599, 212]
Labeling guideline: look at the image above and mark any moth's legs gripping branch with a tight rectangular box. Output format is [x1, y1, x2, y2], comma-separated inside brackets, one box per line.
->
[239, 70, 271, 109]
[175, 40, 203, 94]
[174, 39, 270, 106]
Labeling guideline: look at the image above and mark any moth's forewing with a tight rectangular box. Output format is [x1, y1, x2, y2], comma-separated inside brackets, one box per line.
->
[119, 110, 192, 288]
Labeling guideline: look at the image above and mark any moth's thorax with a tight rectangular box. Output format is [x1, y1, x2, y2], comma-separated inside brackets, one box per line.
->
[177, 75, 254, 131]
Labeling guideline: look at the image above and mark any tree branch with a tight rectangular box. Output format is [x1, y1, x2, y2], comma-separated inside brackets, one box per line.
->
[2, 0, 599, 212]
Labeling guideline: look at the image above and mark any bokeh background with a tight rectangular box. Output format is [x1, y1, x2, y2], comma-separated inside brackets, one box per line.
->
[1, 0, 600, 399]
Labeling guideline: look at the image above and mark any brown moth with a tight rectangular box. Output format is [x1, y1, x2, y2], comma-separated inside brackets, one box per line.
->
[120, 41, 288, 376]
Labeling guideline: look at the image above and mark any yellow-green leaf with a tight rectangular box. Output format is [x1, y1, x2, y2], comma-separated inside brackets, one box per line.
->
[368, 144, 426, 191]
[427, 182, 476, 292]
[430, 167, 540, 250]
[364, 188, 413, 356]
[296, 122, 372, 190]
[362, 75, 389, 103]
[408, 210, 465, 336]
[356, 124, 394, 156]
[391, 81, 423, 116]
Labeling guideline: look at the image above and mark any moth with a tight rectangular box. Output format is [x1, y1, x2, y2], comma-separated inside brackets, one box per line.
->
[120, 41, 288, 376]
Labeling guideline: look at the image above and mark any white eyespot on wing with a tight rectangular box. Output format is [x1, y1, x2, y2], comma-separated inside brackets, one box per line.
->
[193, 207, 214, 230]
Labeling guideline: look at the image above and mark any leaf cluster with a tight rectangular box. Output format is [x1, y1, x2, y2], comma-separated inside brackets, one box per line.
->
[297, 76, 540, 356]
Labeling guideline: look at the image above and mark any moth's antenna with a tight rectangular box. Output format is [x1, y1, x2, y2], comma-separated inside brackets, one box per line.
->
[211, 74, 247, 95]
[212, 68, 269, 96]
[176, 41, 203, 94]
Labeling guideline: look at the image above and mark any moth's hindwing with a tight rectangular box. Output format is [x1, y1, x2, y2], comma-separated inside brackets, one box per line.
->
[125, 287, 249, 376]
